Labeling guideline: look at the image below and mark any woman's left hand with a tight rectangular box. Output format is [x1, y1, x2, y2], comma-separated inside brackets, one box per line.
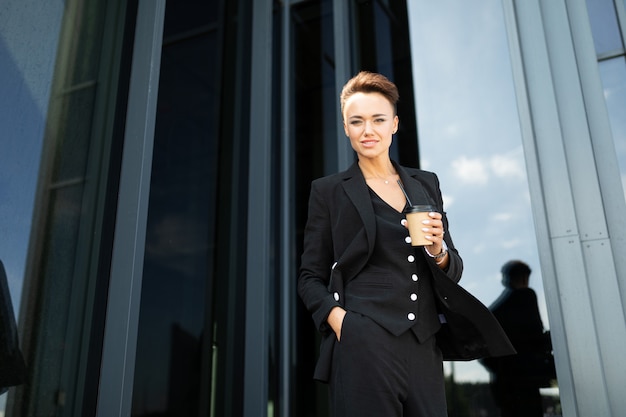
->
[422, 211, 446, 255]
[402, 211, 449, 268]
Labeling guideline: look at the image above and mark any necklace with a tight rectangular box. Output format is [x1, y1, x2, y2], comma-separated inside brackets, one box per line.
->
[366, 174, 397, 184]
[359, 162, 397, 184]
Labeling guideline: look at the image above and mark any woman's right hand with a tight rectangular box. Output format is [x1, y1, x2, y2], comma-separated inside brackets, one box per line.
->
[327, 306, 347, 341]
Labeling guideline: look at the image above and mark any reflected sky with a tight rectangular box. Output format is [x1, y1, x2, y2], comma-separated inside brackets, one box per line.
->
[0, 36, 48, 315]
[600, 57, 626, 195]
[0, 1, 61, 318]
[408, 0, 547, 382]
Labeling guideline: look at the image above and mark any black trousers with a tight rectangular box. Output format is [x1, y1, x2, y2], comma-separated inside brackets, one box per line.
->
[329, 311, 447, 417]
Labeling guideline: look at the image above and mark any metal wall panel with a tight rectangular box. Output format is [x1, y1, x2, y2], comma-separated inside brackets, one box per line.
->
[502, 0, 626, 415]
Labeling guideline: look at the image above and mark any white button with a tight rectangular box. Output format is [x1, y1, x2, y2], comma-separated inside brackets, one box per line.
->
[405, 236, 412, 244]
[332, 262, 338, 269]
[410, 293, 418, 301]
[334, 292, 340, 301]
[408, 312, 416, 321]
[407, 255, 415, 262]
[401, 219, 407, 226]
[412, 274, 418, 281]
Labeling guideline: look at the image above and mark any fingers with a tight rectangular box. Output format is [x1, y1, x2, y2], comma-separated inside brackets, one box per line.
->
[423, 212, 444, 236]
[422, 212, 445, 246]
[328, 306, 346, 342]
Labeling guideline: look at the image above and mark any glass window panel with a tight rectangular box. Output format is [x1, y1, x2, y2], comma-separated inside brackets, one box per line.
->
[599, 57, 626, 197]
[408, 1, 560, 414]
[292, 1, 336, 415]
[131, 25, 220, 417]
[292, 0, 335, 177]
[586, 0, 624, 55]
[50, 87, 97, 182]
[0, 4, 61, 412]
[132, 1, 258, 416]
[353, 0, 420, 166]
[1, 0, 119, 414]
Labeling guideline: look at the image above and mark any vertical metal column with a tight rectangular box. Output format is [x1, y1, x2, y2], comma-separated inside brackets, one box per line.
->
[96, 1, 165, 415]
[502, 0, 626, 415]
[280, 1, 295, 416]
[244, 0, 273, 415]
[332, 0, 355, 174]
[566, 0, 626, 319]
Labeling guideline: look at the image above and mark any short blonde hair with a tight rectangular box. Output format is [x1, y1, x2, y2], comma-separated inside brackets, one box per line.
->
[340, 71, 399, 117]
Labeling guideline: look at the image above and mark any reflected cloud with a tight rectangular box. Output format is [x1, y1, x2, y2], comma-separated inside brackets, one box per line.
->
[452, 156, 489, 185]
[492, 212, 513, 222]
[441, 192, 454, 209]
[409, 0, 552, 390]
[501, 238, 522, 249]
[472, 243, 488, 254]
[443, 123, 461, 138]
[490, 150, 526, 180]
[450, 149, 526, 186]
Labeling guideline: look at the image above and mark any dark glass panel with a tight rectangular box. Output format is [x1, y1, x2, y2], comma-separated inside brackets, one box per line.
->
[291, 0, 335, 415]
[209, 1, 251, 416]
[132, 0, 254, 416]
[7, 0, 133, 415]
[132, 13, 220, 417]
[586, 0, 624, 55]
[19, 185, 84, 416]
[68, 3, 110, 85]
[353, 0, 419, 167]
[292, 0, 335, 179]
[163, 2, 218, 39]
[51, 87, 97, 182]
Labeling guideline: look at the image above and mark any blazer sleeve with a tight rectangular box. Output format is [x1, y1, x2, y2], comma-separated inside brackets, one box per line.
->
[427, 171, 463, 283]
[297, 180, 341, 333]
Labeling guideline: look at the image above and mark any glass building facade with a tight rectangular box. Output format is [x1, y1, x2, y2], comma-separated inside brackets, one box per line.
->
[1, 0, 625, 416]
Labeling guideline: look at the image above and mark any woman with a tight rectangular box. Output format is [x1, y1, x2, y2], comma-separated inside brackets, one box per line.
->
[298, 71, 514, 417]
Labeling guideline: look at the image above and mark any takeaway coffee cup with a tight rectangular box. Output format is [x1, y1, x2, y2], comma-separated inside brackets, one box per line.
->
[404, 205, 435, 246]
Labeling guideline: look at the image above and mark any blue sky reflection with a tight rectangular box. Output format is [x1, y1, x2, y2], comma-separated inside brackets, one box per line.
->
[408, 0, 548, 383]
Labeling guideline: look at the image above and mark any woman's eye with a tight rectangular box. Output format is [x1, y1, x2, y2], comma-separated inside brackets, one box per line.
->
[350, 120, 362, 125]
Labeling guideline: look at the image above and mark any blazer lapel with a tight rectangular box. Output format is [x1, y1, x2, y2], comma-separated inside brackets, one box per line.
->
[394, 162, 437, 208]
[341, 162, 376, 259]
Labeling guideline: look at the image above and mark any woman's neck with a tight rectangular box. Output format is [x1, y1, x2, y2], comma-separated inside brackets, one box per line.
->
[358, 158, 396, 180]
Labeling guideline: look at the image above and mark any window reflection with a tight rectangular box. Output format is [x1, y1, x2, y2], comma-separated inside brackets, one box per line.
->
[292, 1, 336, 414]
[599, 57, 626, 197]
[586, 0, 624, 55]
[2, 0, 129, 415]
[131, 2, 220, 416]
[354, 0, 420, 165]
[407, 1, 560, 415]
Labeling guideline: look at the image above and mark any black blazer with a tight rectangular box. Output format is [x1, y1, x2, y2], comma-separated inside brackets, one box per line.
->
[298, 161, 515, 382]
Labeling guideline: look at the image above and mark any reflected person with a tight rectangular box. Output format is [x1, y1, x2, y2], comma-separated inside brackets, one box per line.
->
[297, 71, 514, 417]
[483, 260, 556, 417]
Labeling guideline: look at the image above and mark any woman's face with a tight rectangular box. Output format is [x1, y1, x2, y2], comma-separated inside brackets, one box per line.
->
[343, 92, 399, 161]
